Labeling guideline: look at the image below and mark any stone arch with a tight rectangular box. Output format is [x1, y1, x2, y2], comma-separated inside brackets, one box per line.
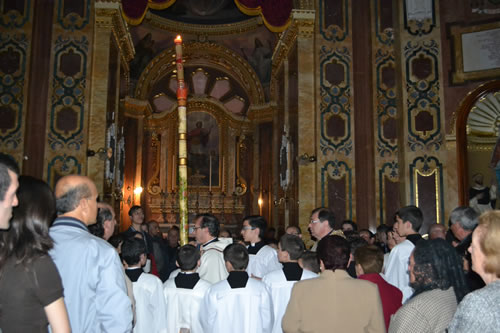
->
[455, 80, 500, 205]
[134, 42, 266, 106]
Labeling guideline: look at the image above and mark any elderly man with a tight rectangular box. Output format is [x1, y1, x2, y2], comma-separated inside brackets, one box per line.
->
[309, 207, 343, 251]
[449, 206, 484, 291]
[89, 202, 117, 240]
[282, 235, 385, 333]
[428, 223, 446, 240]
[49, 175, 132, 332]
[0, 153, 19, 230]
[193, 213, 232, 284]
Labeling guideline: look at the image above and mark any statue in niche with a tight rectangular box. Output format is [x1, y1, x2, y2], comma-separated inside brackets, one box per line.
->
[186, 112, 219, 188]
[241, 38, 272, 99]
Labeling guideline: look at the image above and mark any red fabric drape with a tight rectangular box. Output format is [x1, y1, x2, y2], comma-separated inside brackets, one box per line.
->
[121, 0, 176, 25]
[121, 0, 148, 21]
[121, 0, 292, 31]
[235, 0, 292, 32]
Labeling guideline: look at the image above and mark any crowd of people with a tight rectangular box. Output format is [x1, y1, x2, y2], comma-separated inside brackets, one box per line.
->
[0, 152, 499, 332]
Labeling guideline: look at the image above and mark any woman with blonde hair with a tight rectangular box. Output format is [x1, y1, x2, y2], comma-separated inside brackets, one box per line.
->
[448, 210, 500, 332]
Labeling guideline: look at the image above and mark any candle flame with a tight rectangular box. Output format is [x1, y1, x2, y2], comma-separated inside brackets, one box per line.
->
[175, 35, 182, 43]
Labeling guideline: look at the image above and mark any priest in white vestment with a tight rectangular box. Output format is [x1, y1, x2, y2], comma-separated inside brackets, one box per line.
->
[163, 244, 211, 333]
[122, 238, 167, 333]
[200, 243, 274, 333]
[262, 234, 318, 333]
[241, 215, 282, 279]
[193, 213, 232, 284]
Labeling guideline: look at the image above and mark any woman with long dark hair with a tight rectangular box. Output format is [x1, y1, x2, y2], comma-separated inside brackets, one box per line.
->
[0, 176, 70, 332]
[389, 238, 469, 332]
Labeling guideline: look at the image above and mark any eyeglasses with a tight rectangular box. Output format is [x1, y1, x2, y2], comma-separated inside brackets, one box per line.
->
[189, 226, 203, 233]
[241, 226, 256, 231]
[310, 219, 321, 224]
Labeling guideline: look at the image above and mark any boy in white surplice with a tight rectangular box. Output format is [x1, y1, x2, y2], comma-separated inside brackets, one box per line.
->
[122, 238, 167, 333]
[200, 243, 274, 333]
[163, 244, 211, 333]
[262, 234, 318, 333]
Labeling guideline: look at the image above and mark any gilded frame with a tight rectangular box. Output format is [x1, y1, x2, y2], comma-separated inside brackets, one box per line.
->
[450, 21, 500, 84]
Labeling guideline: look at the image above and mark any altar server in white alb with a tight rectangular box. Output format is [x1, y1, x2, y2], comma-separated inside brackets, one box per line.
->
[200, 243, 274, 333]
[122, 238, 168, 333]
[163, 244, 211, 333]
[262, 234, 318, 333]
[241, 215, 282, 279]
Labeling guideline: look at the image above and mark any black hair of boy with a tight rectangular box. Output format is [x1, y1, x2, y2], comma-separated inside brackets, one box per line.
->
[177, 244, 201, 271]
[223, 243, 249, 270]
[300, 251, 320, 274]
[279, 234, 304, 260]
[121, 238, 146, 266]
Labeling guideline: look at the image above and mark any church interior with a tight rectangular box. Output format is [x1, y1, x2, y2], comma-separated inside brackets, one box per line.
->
[1, 0, 500, 246]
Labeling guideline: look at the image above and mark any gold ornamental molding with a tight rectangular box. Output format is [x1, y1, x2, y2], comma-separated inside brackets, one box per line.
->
[271, 20, 298, 80]
[121, 96, 152, 118]
[296, 0, 314, 10]
[270, 9, 315, 98]
[247, 103, 276, 123]
[145, 99, 252, 132]
[95, 1, 135, 67]
[135, 42, 265, 105]
[293, 10, 315, 39]
[145, 11, 263, 37]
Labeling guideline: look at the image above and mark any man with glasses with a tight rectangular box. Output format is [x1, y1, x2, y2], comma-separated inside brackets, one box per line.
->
[309, 207, 343, 251]
[240, 215, 282, 279]
[193, 213, 232, 284]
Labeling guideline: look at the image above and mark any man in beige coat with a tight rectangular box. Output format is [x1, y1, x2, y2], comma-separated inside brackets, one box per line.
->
[282, 235, 385, 333]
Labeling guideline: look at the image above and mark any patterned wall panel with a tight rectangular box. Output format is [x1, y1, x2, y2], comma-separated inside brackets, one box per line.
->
[318, 0, 354, 220]
[409, 155, 444, 231]
[321, 160, 352, 221]
[404, 40, 442, 151]
[45, 0, 92, 186]
[396, 0, 447, 224]
[0, 0, 32, 166]
[372, 0, 398, 225]
[378, 161, 400, 223]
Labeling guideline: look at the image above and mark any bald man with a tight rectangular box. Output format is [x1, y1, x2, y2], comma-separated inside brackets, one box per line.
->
[428, 223, 446, 240]
[49, 175, 133, 332]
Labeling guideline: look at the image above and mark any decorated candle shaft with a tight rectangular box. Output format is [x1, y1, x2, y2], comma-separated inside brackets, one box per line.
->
[175, 35, 189, 246]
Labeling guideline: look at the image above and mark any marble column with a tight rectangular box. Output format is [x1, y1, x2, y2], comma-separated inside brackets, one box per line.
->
[88, 14, 112, 195]
[295, 10, 316, 246]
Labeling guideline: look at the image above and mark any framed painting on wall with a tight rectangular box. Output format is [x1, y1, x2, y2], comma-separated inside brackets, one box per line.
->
[451, 21, 500, 84]
[186, 111, 220, 190]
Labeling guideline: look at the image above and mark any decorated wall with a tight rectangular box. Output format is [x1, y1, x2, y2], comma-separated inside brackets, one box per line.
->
[1, 0, 500, 236]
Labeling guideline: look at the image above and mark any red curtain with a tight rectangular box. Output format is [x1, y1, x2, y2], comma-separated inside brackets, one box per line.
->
[235, 0, 292, 31]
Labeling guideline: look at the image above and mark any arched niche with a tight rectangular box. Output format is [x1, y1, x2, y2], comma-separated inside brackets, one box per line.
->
[134, 42, 265, 106]
[456, 80, 500, 205]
